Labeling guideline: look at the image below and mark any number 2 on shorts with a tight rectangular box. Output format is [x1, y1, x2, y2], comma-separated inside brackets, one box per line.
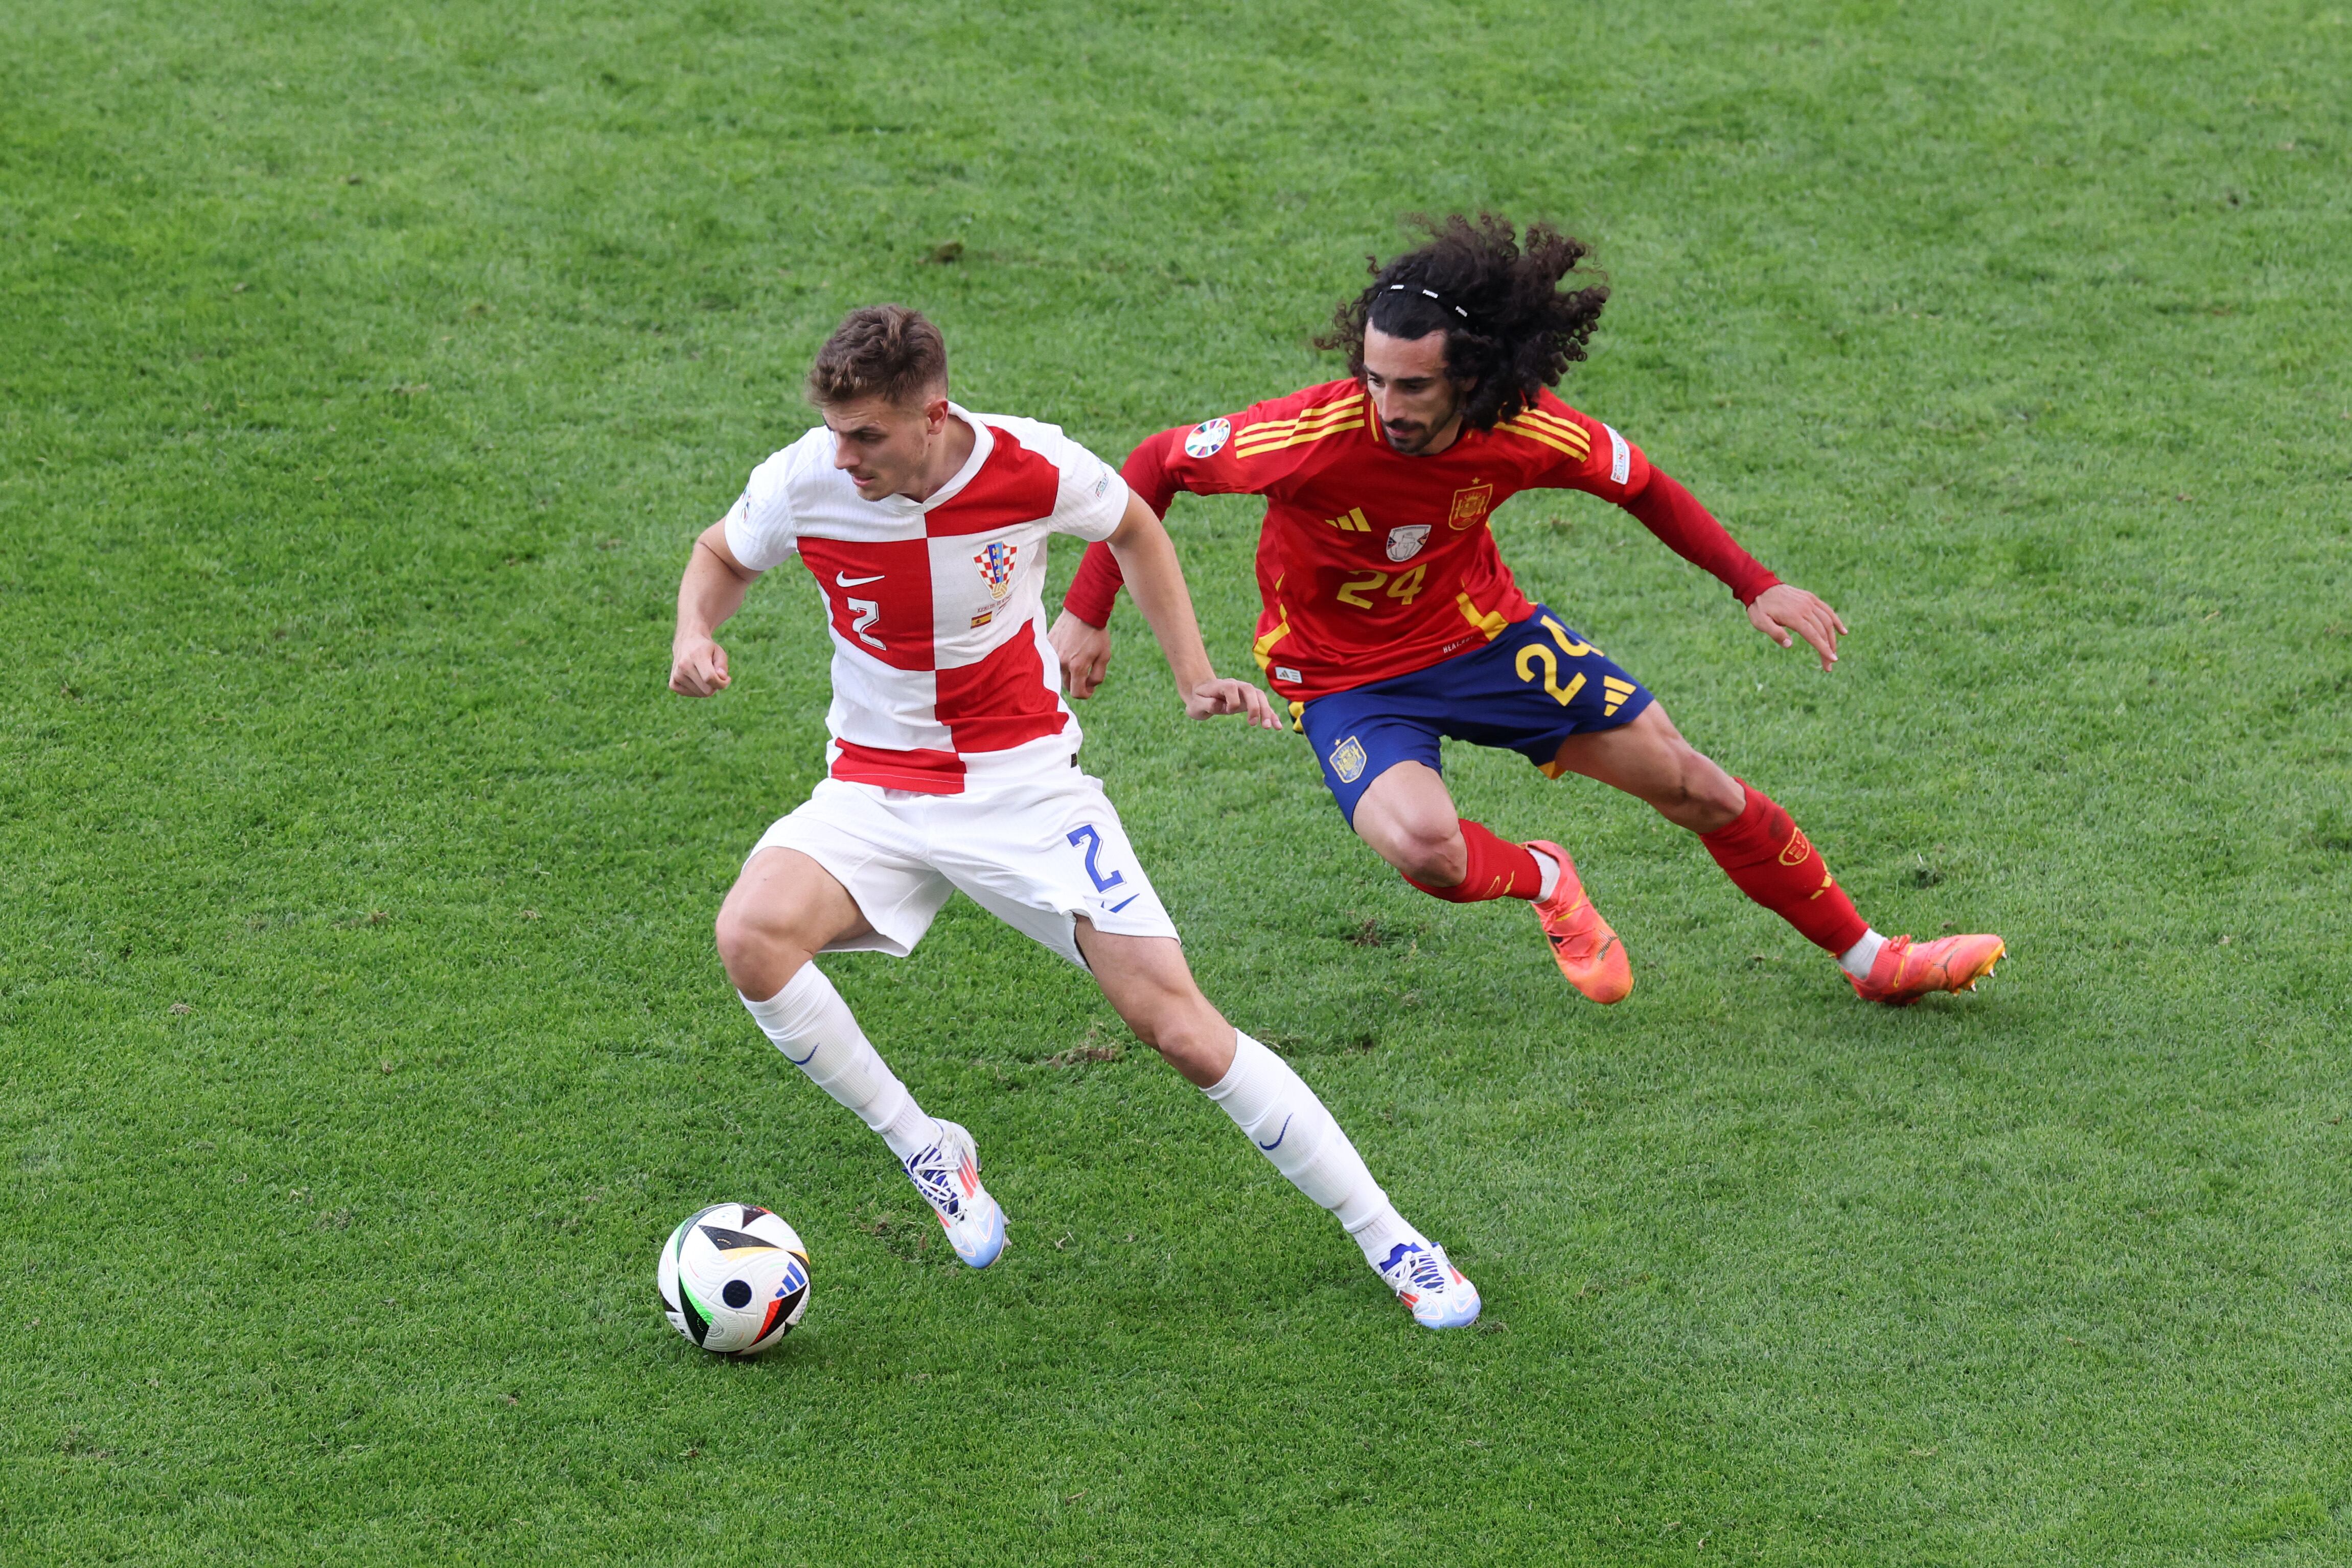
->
[1066, 825, 1126, 891]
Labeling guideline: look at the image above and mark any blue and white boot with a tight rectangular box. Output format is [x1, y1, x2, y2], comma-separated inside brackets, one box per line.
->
[903, 1120, 1006, 1269]
[1375, 1238, 1482, 1329]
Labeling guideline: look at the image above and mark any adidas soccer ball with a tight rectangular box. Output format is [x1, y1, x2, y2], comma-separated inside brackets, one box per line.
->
[657, 1203, 811, 1356]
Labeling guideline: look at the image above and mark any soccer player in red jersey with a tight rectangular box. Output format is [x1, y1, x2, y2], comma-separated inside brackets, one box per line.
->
[1051, 216, 2003, 1006]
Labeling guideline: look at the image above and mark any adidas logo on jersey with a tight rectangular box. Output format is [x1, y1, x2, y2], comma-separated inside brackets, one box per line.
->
[1324, 506, 1370, 533]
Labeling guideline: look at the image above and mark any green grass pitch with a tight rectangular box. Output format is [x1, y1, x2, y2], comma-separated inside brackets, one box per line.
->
[4, 0, 2349, 1560]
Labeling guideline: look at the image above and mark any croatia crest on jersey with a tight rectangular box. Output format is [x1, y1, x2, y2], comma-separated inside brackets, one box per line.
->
[1184, 418, 1231, 458]
[974, 541, 1018, 601]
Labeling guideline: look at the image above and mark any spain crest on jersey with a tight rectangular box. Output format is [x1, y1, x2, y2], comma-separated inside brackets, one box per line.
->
[974, 540, 1018, 601]
[1446, 481, 1494, 531]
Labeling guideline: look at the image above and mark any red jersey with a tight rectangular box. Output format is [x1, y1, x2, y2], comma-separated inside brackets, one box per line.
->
[1065, 379, 1778, 701]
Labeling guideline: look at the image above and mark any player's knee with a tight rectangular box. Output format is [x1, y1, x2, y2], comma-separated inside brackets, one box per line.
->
[1104, 980, 1226, 1080]
[1388, 825, 1467, 887]
[713, 902, 809, 997]
[1686, 753, 1744, 826]
[1106, 979, 1189, 1051]
[1655, 747, 1743, 832]
[1142, 1009, 1232, 1085]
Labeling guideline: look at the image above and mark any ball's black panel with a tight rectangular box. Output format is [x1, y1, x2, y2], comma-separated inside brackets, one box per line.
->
[697, 1224, 781, 1256]
[721, 1277, 752, 1309]
[739, 1204, 771, 1225]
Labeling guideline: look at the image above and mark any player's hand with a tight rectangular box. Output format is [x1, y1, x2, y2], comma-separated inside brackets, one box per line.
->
[1185, 677, 1285, 730]
[1747, 584, 1847, 672]
[1050, 610, 1113, 699]
[670, 635, 731, 697]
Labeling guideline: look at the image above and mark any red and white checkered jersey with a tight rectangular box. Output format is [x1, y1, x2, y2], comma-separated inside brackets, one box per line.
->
[724, 405, 1130, 795]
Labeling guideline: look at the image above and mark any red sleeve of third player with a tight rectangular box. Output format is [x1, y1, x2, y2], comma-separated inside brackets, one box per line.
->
[1063, 397, 1308, 628]
[1063, 430, 1184, 627]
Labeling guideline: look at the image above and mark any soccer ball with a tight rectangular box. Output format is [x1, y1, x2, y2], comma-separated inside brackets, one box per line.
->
[657, 1203, 812, 1356]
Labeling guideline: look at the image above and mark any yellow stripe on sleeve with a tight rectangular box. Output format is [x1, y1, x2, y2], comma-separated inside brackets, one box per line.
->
[1497, 416, 1590, 461]
[1234, 397, 1368, 454]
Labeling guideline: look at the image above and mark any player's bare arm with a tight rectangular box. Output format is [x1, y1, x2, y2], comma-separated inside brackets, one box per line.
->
[670, 522, 760, 697]
[1100, 493, 1282, 729]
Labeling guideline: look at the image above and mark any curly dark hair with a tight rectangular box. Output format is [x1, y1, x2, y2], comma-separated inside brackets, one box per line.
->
[1317, 213, 1608, 430]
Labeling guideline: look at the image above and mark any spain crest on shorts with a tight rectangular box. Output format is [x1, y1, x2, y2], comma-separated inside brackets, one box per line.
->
[1329, 734, 1368, 784]
[973, 541, 1017, 602]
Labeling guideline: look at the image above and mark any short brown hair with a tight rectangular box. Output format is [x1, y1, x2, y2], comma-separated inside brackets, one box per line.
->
[806, 304, 948, 407]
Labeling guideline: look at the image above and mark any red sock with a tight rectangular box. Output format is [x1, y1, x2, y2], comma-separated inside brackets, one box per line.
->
[1402, 819, 1545, 903]
[1699, 782, 1869, 954]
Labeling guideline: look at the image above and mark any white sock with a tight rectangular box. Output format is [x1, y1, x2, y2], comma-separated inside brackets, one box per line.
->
[1203, 1031, 1406, 1268]
[740, 966, 940, 1161]
[1837, 929, 1888, 979]
[1532, 847, 1561, 902]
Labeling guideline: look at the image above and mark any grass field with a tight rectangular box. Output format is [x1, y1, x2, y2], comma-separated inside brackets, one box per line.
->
[5, 0, 2350, 1560]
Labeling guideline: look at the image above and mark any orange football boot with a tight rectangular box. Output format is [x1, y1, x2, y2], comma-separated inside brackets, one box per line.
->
[1526, 840, 1631, 1003]
[1848, 933, 2007, 1006]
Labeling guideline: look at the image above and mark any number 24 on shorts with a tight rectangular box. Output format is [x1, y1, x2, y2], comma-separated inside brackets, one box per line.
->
[1517, 616, 1600, 706]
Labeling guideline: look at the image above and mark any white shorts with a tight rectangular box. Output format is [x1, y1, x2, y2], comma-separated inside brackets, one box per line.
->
[746, 766, 1180, 968]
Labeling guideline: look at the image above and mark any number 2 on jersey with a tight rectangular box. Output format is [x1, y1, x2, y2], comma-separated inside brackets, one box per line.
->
[1333, 563, 1427, 609]
[844, 597, 884, 650]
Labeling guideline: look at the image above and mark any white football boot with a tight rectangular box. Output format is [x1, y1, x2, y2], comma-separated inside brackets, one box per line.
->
[902, 1119, 1006, 1269]
[1374, 1238, 1482, 1329]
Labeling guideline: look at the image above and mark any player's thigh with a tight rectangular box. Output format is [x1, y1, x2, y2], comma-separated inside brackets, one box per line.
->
[737, 781, 956, 959]
[931, 773, 1178, 969]
[718, 847, 874, 954]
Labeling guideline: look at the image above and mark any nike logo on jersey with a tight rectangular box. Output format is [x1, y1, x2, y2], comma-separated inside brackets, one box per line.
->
[835, 572, 884, 587]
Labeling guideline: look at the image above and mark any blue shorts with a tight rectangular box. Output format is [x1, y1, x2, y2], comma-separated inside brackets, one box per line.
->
[1297, 607, 1654, 823]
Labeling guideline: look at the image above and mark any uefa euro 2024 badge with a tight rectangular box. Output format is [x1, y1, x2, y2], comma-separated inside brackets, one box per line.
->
[1184, 418, 1231, 458]
[1385, 524, 1431, 562]
[974, 541, 1018, 602]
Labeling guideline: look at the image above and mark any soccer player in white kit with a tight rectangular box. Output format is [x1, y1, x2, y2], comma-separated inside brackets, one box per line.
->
[668, 306, 1480, 1328]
